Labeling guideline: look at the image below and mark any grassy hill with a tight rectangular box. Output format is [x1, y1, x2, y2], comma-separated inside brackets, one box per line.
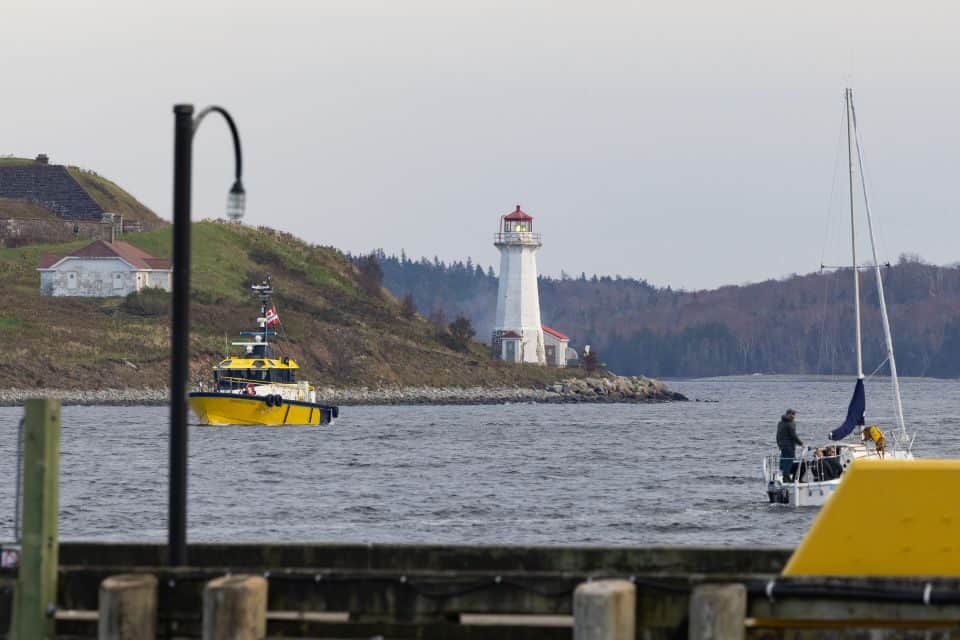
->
[65, 167, 162, 225]
[1, 221, 575, 390]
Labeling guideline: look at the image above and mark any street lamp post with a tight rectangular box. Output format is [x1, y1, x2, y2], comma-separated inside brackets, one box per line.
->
[169, 104, 244, 566]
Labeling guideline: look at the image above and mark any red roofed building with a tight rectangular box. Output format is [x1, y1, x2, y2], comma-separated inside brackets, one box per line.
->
[38, 240, 172, 297]
[542, 325, 573, 367]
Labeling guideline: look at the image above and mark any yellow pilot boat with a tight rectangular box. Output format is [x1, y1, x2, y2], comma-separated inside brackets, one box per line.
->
[188, 279, 339, 426]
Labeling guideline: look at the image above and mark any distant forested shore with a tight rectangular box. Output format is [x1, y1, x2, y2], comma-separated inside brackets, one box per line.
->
[374, 250, 960, 379]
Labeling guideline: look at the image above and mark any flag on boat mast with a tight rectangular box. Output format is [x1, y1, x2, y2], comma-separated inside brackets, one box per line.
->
[265, 306, 280, 326]
[829, 378, 865, 441]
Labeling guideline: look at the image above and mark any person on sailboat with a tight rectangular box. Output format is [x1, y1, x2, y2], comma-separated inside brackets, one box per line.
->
[815, 446, 844, 481]
[776, 409, 803, 480]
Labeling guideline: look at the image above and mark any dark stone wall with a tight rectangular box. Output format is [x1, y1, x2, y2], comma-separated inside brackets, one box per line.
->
[0, 164, 104, 221]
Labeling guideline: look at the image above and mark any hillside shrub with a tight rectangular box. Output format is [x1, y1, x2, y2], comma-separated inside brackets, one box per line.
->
[581, 348, 600, 374]
[357, 253, 383, 296]
[447, 314, 476, 352]
[120, 287, 171, 316]
[400, 293, 417, 319]
[249, 244, 285, 269]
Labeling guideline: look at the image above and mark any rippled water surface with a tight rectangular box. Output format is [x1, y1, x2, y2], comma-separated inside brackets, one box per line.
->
[0, 376, 957, 546]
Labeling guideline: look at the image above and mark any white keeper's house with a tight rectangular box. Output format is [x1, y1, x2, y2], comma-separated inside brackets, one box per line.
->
[37, 239, 172, 297]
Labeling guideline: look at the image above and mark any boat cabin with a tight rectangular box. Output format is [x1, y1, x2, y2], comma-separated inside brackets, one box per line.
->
[213, 357, 299, 391]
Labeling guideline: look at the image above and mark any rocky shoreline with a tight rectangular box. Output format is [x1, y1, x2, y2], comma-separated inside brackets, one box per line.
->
[0, 376, 686, 407]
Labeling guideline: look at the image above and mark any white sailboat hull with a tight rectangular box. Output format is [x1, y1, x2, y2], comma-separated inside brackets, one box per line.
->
[773, 478, 841, 508]
[762, 444, 912, 508]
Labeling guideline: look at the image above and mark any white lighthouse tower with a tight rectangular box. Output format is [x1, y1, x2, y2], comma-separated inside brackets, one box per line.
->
[492, 205, 546, 365]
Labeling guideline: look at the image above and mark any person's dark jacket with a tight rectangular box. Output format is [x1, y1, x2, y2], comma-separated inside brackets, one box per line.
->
[821, 456, 843, 480]
[776, 414, 803, 449]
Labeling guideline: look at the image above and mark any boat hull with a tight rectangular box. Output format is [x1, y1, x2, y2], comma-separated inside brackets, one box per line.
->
[763, 446, 913, 507]
[767, 479, 840, 507]
[188, 392, 338, 426]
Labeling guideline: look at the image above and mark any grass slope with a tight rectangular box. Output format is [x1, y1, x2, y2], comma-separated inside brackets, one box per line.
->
[3, 221, 574, 390]
[0, 198, 60, 220]
[67, 167, 163, 225]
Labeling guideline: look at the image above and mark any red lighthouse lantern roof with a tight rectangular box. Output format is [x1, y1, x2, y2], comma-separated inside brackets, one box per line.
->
[503, 205, 533, 221]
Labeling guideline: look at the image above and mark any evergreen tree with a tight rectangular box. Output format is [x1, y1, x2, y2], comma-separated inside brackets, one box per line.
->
[448, 314, 476, 352]
[400, 293, 417, 319]
[357, 253, 383, 296]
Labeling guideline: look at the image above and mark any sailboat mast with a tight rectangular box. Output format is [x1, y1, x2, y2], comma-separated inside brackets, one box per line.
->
[849, 92, 909, 445]
[846, 88, 864, 380]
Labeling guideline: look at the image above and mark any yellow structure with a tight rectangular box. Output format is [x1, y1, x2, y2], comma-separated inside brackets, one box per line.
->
[783, 459, 960, 576]
[189, 394, 328, 426]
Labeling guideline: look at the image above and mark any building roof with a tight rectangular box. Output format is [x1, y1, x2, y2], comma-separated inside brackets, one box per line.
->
[37, 240, 171, 270]
[501, 330, 522, 339]
[542, 325, 570, 341]
[37, 253, 62, 268]
[503, 205, 533, 222]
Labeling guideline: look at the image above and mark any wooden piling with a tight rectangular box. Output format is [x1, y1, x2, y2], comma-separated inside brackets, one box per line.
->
[688, 583, 746, 640]
[202, 574, 267, 640]
[573, 579, 635, 640]
[98, 574, 157, 640]
[12, 399, 61, 640]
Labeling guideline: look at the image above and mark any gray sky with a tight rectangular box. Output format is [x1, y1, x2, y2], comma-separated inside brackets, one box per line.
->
[5, 0, 959, 289]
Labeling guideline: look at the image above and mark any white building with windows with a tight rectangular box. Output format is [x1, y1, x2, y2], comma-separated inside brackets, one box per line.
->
[37, 239, 172, 297]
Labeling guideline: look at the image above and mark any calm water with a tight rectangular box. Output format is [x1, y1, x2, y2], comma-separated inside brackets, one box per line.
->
[0, 376, 957, 547]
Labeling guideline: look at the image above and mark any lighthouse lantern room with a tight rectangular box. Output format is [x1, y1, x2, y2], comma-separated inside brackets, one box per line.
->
[492, 205, 546, 364]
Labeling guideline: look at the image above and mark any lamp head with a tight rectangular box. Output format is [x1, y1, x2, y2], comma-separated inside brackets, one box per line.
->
[226, 179, 246, 222]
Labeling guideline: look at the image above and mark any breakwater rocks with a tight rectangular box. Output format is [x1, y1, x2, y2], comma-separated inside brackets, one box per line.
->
[0, 388, 169, 407]
[0, 376, 685, 407]
[320, 376, 687, 405]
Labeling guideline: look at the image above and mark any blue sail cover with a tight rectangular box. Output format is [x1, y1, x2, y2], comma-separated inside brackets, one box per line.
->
[829, 378, 866, 441]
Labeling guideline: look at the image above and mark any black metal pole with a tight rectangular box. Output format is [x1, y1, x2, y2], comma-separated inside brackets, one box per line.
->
[194, 106, 243, 182]
[169, 104, 194, 566]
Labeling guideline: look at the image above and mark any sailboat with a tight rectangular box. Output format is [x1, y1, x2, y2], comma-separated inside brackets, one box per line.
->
[762, 88, 915, 507]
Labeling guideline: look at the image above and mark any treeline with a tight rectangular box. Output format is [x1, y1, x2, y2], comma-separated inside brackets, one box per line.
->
[369, 251, 960, 378]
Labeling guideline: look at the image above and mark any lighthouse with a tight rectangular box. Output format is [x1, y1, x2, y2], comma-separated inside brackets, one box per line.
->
[492, 205, 546, 365]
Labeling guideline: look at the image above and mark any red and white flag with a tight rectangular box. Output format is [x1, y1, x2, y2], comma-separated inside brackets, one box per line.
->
[265, 306, 280, 326]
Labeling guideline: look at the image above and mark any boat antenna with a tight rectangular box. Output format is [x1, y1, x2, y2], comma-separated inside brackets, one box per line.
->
[250, 275, 273, 351]
[849, 92, 909, 449]
[846, 88, 864, 381]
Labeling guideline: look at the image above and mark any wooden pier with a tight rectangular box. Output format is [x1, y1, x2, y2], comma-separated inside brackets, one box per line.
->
[2, 542, 960, 638]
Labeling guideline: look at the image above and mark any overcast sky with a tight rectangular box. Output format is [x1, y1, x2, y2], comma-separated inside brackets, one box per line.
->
[5, 0, 958, 289]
